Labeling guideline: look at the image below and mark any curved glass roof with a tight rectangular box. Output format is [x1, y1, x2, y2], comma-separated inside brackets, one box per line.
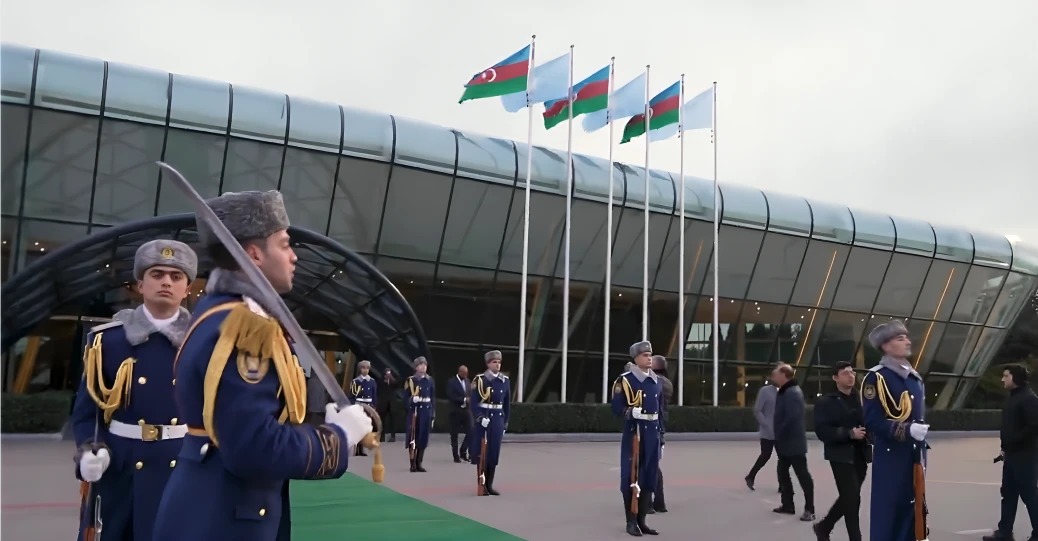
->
[2, 42, 1035, 276]
[0, 213, 430, 375]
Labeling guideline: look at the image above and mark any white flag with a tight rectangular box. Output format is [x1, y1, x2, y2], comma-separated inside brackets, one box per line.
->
[499, 52, 571, 113]
[581, 72, 647, 133]
[648, 86, 714, 142]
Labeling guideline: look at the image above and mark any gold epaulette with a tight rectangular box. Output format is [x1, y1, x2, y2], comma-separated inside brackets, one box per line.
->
[82, 330, 136, 424]
[620, 375, 643, 408]
[862, 370, 912, 423]
[475, 374, 491, 402]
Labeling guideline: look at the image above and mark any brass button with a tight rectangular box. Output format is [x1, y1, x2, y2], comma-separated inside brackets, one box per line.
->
[135, 461, 144, 470]
[172, 378, 176, 385]
[169, 460, 177, 468]
[138, 419, 145, 426]
[171, 417, 178, 425]
[138, 377, 147, 384]
[259, 508, 266, 517]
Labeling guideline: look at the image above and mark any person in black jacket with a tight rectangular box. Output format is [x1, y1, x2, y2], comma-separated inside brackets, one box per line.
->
[447, 365, 472, 463]
[377, 368, 399, 442]
[772, 363, 815, 521]
[983, 364, 1038, 541]
[813, 361, 870, 541]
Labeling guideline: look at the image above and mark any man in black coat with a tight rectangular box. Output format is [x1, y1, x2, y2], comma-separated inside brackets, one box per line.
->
[983, 364, 1038, 541]
[772, 362, 815, 522]
[447, 364, 472, 463]
[649, 355, 673, 514]
[813, 361, 870, 541]
[377, 368, 399, 442]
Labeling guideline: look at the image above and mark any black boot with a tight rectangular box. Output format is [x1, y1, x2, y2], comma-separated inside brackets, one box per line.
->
[409, 450, 417, 473]
[623, 492, 642, 536]
[652, 476, 667, 512]
[485, 465, 500, 495]
[416, 448, 427, 472]
[636, 492, 658, 535]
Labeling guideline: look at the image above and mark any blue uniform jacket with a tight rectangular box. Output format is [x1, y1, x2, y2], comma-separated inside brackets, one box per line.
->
[71, 312, 187, 541]
[611, 370, 663, 494]
[404, 375, 435, 450]
[469, 372, 510, 467]
[861, 363, 927, 541]
[349, 375, 377, 407]
[152, 293, 351, 541]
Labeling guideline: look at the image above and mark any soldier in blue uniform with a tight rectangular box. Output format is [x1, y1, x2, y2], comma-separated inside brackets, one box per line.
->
[71, 239, 198, 541]
[860, 319, 930, 541]
[349, 360, 378, 457]
[405, 356, 435, 473]
[612, 341, 664, 537]
[470, 350, 511, 496]
[151, 190, 374, 541]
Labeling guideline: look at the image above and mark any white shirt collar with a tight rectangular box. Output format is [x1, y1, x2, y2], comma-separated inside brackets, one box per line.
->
[142, 305, 178, 330]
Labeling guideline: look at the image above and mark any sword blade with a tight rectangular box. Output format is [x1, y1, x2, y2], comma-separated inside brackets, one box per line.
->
[156, 162, 351, 408]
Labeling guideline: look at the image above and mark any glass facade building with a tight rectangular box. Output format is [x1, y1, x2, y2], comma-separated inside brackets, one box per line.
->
[2, 44, 1036, 408]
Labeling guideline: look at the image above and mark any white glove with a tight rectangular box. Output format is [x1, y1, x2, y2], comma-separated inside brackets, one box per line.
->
[324, 404, 374, 449]
[413, 396, 423, 404]
[480, 417, 490, 428]
[79, 448, 110, 483]
[909, 423, 929, 441]
[628, 407, 643, 418]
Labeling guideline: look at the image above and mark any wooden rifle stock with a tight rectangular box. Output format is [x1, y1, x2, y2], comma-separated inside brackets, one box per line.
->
[630, 424, 640, 514]
[477, 434, 488, 496]
[408, 408, 418, 462]
[913, 431, 929, 541]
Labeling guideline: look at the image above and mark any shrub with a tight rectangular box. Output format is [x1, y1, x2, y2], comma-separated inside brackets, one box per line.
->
[1, 391, 74, 433]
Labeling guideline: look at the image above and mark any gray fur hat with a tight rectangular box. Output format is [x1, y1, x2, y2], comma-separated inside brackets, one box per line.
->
[134, 240, 198, 282]
[197, 190, 290, 247]
[413, 356, 428, 368]
[630, 341, 652, 358]
[357, 360, 371, 369]
[868, 319, 909, 350]
[484, 350, 503, 363]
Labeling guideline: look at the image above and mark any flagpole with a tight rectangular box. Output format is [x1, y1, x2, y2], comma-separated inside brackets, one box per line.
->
[561, 45, 575, 404]
[711, 80, 719, 407]
[602, 57, 616, 404]
[642, 64, 651, 341]
[518, 34, 536, 403]
[677, 73, 685, 407]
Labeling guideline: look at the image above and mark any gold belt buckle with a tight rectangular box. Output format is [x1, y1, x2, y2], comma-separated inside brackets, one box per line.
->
[141, 424, 160, 441]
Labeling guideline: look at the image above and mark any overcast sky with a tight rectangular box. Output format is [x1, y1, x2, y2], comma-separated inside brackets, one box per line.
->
[3, 0, 1036, 244]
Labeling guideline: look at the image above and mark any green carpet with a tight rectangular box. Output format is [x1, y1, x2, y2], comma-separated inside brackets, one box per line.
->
[290, 474, 526, 541]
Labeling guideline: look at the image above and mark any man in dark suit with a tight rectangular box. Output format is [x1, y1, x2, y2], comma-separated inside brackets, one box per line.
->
[649, 355, 673, 514]
[773, 362, 815, 522]
[377, 368, 398, 443]
[813, 361, 870, 541]
[447, 364, 472, 463]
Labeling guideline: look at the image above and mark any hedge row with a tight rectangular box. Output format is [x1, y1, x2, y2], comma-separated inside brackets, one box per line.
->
[2, 393, 1003, 434]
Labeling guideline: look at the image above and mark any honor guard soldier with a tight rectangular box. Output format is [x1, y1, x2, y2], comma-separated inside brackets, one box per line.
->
[71, 239, 197, 541]
[405, 356, 435, 472]
[471, 350, 511, 496]
[612, 341, 663, 537]
[151, 191, 373, 541]
[349, 360, 377, 456]
[860, 320, 930, 541]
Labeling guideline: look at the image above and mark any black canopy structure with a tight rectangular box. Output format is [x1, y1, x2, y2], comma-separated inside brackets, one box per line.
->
[0, 214, 429, 375]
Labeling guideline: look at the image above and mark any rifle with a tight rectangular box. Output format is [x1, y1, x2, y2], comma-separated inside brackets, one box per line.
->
[629, 423, 641, 514]
[80, 410, 102, 541]
[913, 427, 930, 541]
[408, 407, 418, 463]
[477, 433, 488, 496]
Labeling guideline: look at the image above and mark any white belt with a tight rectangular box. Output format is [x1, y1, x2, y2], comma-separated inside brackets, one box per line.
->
[632, 411, 658, 421]
[478, 403, 503, 409]
[413, 397, 431, 403]
[356, 398, 372, 403]
[109, 420, 187, 441]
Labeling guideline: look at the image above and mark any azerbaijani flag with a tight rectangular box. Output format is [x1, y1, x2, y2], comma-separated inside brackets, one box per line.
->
[620, 81, 680, 144]
[459, 45, 531, 103]
[542, 65, 610, 130]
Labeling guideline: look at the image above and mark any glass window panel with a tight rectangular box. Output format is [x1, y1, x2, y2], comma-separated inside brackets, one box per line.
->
[891, 215, 935, 256]
[933, 224, 974, 262]
[971, 230, 1013, 269]
[220, 138, 283, 193]
[376, 168, 453, 260]
[2, 104, 30, 215]
[647, 169, 675, 213]
[907, 319, 945, 373]
[873, 253, 930, 316]
[912, 260, 969, 321]
[23, 110, 98, 222]
[287, 96, 341, 152]
[924, 375, 962, 409]
[930, 323, 983, 374]
[327, 156, 389, 253]
[654, 218, 713, 293]
[392, 116, 456, 174]
[607, 285, 649, 352]
[91, 120, 165, 224]
[568, 199, 609, 282]
[778, 306, 828, 368]
[279, 148, 337, 234]
[950, 266, 1007, 324]
[719, 182, 768, 229]
[745, 233, 808, 304]
[169, 74, 229, 134]
[230, 86, 287, 143]
[735, 301, 787, 363]
[572, 153, 613, 200]
[33, 50, 104, 115]
[422, 265, 494, 344]
[808, 200, 854, 244]
[642, 213, 672, 283]
[566, 287, 607, 402]
[677, 175, 717, 221]
[688, 297, 745, 361]
[700, 226, 766, 299]
[535, 278, 596, 351]
[455, 131, 516, 186]
[16, 219, 88, 270]
[518, 145, 568, 194]
[439, 178, 512, 269]
[616, 164, 646, 210]
[157, 129, 225, 215]
[1009, 239, 1038, 275]
[609, 207, 646, 288]
[680, 360, 721, 406]
[789, 241, 850, 307]
[831, 248, 893, 312]
[762, 190, 812, 237]
[2, 216, 16, 282]
[479, 271, 524, 347]
[810, 310, 868, 367]
[953, 377, 982, 410]
[103, 62, 168, 125]
[1, 44, 36, 105]
[342, 107, 392, 161]
[375, 257, 437, 325]
[646, 289, 680, 358]
[849, 208, 895, 250]
[962, 327, 1007, 377]
[985, 272, 1036, 328]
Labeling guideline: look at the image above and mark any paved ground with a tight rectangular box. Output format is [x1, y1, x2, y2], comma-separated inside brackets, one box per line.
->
[1, 435, 1024, 540]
